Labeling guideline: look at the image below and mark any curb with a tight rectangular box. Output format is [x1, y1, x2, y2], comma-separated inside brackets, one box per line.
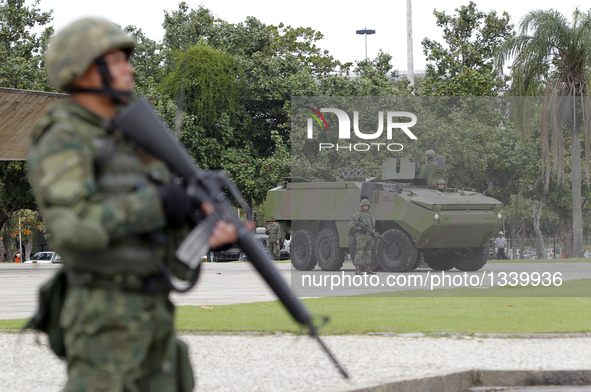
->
[367, 332, 591, 339]
[341, 370, 591, 392]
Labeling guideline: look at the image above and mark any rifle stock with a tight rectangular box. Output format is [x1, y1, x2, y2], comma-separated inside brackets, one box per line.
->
[113, 97, 348, 378]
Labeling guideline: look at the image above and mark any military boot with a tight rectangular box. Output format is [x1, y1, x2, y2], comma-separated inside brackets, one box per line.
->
[354, 264, 363, 275]
[365, 265, 377, 275]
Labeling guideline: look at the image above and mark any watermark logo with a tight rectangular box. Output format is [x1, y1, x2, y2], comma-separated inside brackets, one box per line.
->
[304, 107, 329, 137]
[304, 107, 418, 152]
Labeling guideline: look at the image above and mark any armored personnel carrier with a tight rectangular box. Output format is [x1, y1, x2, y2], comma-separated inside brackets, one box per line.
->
[265, 157, 503, 272]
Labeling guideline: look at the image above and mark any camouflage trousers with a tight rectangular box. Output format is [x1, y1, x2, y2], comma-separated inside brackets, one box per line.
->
[353, 234, 374, 266]
[60, 286, 194, 392]
[268, 240, 280, 258]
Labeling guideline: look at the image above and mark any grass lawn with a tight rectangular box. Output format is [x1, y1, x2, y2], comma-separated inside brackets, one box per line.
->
[2, 272, 589, 335]
[3, 295, 589, 335]
[173, 296, 591, 335]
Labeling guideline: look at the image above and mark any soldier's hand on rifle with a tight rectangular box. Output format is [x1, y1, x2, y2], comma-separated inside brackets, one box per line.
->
[209, 220, 238, 249]
[201, 201, 255, 248]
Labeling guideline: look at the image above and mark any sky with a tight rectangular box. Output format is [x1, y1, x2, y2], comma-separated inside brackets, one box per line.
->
[38, 0, 583, 73]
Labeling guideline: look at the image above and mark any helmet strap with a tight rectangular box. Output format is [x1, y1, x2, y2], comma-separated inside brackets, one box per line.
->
[67, 56, 132, 104]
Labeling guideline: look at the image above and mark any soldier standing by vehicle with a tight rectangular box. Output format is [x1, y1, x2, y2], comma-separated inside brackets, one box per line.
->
[27, 18, 238, 392]
[349, 199, 377, 275]
[425, 150, 439, 165]
[266, 221, 281, 259]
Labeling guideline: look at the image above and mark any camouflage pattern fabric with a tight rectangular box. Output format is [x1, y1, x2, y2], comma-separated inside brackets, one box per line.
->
[27, 101, 195, 391]
[348, 209, 375, 266]
[46, 18, 136, 89]
[267, 222, 281, 258]
[28, 102, 168, 275]
[61, 285, 193, 392]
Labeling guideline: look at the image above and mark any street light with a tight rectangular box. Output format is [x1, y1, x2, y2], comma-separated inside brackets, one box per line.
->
[356, 28, 376, 60]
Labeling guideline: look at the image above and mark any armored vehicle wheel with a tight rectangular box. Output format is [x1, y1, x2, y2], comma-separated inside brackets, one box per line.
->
[410, 251, 423, 270]
[315, 229, 345, 271]
[376, 229, 418, 272]
[291, 230, 317, 271]
[423, 253, 454, 271]
[370, 251, 382, 272]
[452, 243, 489, 271]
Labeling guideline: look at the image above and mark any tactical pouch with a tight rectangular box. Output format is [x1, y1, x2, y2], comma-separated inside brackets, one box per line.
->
[24, 269, 68, 358]
[175, 338, 195, 392]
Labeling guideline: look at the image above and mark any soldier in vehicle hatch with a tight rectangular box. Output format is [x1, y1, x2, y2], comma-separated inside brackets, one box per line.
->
[425, 149, 439, 165]
[27, 17, 238, 392]
[349, 199, 378, 275]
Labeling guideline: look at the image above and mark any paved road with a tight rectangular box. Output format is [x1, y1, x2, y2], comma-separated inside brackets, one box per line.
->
[0, 262, 291, 320]
[1, 261, 590, 320]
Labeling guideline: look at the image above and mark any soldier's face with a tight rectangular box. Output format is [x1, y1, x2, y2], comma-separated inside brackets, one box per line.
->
[74, 49, 134, 97]
[362, 205, 369, 211]
[103, 49, 134, 94]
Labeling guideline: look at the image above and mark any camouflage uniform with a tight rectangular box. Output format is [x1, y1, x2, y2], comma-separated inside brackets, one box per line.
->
[28, 18, 194, 392]
[348, 201, 375, 267]
[267, 222, 281, 259]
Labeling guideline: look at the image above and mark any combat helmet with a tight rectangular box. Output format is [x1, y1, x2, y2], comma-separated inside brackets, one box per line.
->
[436, 179, 446, 187]
[360, 199, 371, 208]
[425, 150, 436, 159]
[46, 17, 136, 100]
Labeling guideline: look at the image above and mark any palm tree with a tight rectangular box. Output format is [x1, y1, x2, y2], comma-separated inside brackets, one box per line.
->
[496, 9, 591, 257]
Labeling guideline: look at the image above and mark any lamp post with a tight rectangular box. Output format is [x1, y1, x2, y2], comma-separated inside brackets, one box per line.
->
[406, 0, 414, 87]
[356, 28, 376, 60]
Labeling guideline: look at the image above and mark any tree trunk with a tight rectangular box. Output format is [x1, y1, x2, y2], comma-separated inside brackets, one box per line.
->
[24, 239, 33, 261]
[532, 202, 545, 259]
[571, 126, 584, 257]
[533, 176, 573, 259]
[2, 236, 12, 263]
[558, 210, 574, 258]
[520, 221, 526, 259]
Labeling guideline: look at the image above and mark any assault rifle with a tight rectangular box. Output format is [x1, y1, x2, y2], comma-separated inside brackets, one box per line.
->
[355, 221, 390, 244]
[113, 98, 348, 379]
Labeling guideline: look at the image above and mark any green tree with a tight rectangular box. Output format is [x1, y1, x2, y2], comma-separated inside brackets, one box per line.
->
[0, 162, 36, 261]
[146, 3, 406, 205]
[421, 1, 513, 96]
[0, 0, 52, 255]
[496, 9, 591, 257]
[158, 4, 348, 205]
[161, 45, 243, 134]
[0, 0, 53, 90]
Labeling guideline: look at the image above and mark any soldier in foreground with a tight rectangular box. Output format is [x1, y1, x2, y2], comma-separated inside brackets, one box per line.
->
[266, 220, 281, 259]
[348, 199, 377, 275]
[27, 18, 238, 391]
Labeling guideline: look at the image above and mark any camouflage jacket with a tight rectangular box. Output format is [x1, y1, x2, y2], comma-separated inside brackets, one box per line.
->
[267, 222, 281, 242]
[349, 209, 375, 236]
[28, 102, 190, 278]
